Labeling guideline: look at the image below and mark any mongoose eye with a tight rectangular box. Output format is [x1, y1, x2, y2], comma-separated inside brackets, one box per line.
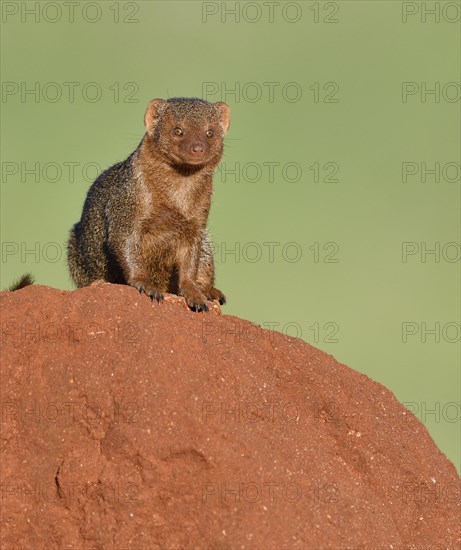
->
[174, 127, 183, 136]
[206, 129, 214, 138]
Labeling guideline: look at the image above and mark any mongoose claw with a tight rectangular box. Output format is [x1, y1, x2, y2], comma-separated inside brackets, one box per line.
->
[180, 285, 209, 313]
[189, 302, 209, 313]
[150, 292, 164, 304]
[132, 281, 163, 303]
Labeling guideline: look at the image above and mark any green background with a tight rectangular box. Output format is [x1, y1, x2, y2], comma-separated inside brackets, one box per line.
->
[1, 1, 460, 472]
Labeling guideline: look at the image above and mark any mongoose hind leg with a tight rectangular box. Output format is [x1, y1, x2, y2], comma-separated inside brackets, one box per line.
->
[198, 270, 226, 305]
[208, 287, 226, 305]
[67, 224, 92, 288]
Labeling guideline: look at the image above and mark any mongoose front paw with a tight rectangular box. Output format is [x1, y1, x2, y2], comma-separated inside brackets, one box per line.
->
[180, 286, 209, 313]
[208, 287, 226, 305]
[188, 301, 209, 313]
[131, 281, 164, 303]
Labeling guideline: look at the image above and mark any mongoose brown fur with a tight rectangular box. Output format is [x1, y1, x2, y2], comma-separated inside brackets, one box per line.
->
[67, 97, 230, 312]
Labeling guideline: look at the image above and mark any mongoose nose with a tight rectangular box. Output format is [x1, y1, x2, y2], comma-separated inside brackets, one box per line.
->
[191, 142, 204, 154]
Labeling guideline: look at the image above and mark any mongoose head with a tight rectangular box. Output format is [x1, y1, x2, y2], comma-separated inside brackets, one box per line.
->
[144, 97, 230, 167]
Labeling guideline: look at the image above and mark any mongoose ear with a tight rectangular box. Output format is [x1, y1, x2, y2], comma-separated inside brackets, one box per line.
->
[144, 99, 166, 135]
[214, 102, 230, 135]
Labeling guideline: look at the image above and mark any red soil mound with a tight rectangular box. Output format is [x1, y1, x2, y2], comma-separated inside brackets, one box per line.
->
[1, 283, 459, 549]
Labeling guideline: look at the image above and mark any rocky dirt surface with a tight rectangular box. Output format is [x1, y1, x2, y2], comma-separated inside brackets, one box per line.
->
[1, 282, 460, 549]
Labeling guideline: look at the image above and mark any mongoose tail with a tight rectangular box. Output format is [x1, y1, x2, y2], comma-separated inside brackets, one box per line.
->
[8, 273, 35, 291]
